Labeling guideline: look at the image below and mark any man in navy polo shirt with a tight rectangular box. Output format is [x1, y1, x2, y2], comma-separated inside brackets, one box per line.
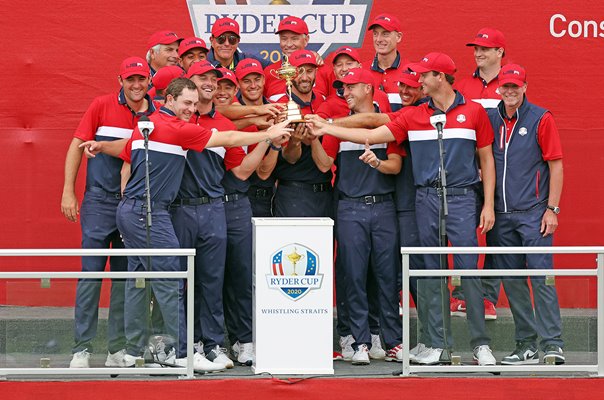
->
[61, 56, 156, 368]
[272, 49, 331, 218]
[451, 27, 508, 320]
[306, 68, 430, 362]
[310, 67, 404, 365]
[146, 30, 182, 77]
[307, 52, 497, 366]
[488, 64, 565, 365]
[365, 14, 409, 111]
[80, 78, 291, 367]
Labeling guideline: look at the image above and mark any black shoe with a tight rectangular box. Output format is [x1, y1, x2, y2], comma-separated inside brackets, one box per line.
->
[501, 342, 539, 365]
[543, 344, 565, 365]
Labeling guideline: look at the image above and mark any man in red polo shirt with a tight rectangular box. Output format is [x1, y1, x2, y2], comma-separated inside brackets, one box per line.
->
[146, 30, 182, 76]
[365, 14, 409, 111]
[452, 27, 508, 321]
[264, 16, 330, 101]
[178, 36, 209, 72]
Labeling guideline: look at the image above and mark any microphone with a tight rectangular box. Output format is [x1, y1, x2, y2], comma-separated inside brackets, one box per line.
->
[138, 115, 154, 140]
[430, 109, 446, 134]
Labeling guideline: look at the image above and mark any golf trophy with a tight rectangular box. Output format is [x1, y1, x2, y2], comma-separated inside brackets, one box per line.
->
[270, 55, 305, 124]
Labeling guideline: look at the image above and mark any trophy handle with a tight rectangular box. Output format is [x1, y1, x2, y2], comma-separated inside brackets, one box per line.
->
[269, 67, 281, 80]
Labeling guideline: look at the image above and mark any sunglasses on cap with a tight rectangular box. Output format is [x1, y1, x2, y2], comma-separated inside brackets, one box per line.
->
[215, 34, 239, 45]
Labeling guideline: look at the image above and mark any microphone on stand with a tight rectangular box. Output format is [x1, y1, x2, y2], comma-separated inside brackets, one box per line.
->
[138, 115, 155, 141]
[430, 109, 446, 134]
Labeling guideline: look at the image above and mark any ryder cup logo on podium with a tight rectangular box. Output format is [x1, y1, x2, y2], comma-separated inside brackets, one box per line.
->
[186, 0, 373, 61]
[268, 244, 323, 301]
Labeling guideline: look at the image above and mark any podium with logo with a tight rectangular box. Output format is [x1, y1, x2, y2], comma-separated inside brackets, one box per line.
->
[251, 218, 334, 375]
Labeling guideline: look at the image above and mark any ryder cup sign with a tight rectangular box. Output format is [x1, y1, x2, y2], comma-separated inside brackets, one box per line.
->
[187, 0, 373, 60]
[268, 243, 323, 301]
[252, 218, 334, 374]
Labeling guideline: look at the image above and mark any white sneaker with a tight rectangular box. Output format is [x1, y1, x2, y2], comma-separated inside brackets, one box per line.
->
[206, 345, 234, 369]
[164, 348, 176, 364]
[473, 345, 496, 366]
[69, 349, 90, 368]
[414, 347, 444, 365]
[409, 343, 427, 363]
[236, 342, 254, 366]
[369, 334, 386, 359]
[173, 353, 226, 372]
[122, 353, 139, 367]
[339, 335, 354, 361]
[351, 344, 370, 365]
[105, 349, 127, 367]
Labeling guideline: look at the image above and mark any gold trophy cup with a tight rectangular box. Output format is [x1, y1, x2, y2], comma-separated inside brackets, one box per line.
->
[286, 247, 304, 276]
[270, 55, 305, 124]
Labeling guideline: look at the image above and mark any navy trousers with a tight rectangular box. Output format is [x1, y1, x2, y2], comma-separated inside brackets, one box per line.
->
[73, 187, 126, 354]
[223, 196, 254, 346]
[415, 188, 490, 349]
[171, 200, 228, 357]
[336, 198, 401, 349]
[489, 204, 563, 350]
[116, 198, 180, 357]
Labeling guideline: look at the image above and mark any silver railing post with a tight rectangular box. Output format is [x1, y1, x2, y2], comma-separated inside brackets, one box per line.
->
[598, 253, 604, 377]
[401, 252, 410, 377]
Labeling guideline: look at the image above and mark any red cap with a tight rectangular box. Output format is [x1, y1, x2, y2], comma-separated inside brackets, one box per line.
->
[466, 28, 506, 49]
[408, 52, 456, 75]
[395, 66, 421, 88]
[368, 14, 401, 32]
[147, 30, 181, 50]
[235, 58, 265, 80]
[152, 66, 185, 90]
[212, 17, 240, 37]
[288, 49, 317, 67]
[186, 61, 223, 79]
[332, 46, 361, 64]
[217, 68, 238, 86]
[333, 68, 374, 88]
[178, 37, 208, 57]
[498, 64, 526, 87]
[276, 16, 309, 35]
[119, 57, 150, 79]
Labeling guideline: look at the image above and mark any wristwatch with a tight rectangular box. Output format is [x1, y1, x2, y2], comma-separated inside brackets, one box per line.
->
[547, 205, 560, 214]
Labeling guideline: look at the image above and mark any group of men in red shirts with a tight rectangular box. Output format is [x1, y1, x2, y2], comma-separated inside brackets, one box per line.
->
[61, 11, 565, 371]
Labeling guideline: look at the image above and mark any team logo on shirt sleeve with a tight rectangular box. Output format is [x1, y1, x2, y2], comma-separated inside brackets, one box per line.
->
[267, 243, 323, 301]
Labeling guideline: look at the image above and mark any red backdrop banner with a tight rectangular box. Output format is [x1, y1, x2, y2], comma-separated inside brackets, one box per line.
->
[1, 0, 602, 307]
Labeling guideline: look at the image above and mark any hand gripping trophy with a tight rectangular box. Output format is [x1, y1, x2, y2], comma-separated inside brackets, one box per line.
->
[270, 55, 305, 124]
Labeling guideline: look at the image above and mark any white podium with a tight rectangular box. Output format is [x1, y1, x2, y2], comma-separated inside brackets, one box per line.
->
[251, 217, 334, 375]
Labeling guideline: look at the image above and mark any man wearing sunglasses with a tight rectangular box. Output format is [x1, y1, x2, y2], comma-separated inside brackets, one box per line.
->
[208, 17, 266, 71]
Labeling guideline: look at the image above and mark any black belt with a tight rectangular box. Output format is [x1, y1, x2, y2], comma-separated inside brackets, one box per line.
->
[279, 180, 332, 193]
[247, 187, 273, 198]
[86, 185, 122, 199]
[121, 197, 170, 210]
[421, 186, 474, 196]
[340, 194, 393, 205]
[172, 196, 222, 206]
[223, 193, 247, 203]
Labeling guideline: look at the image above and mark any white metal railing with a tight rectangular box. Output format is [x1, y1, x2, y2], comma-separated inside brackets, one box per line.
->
[0, 249, 196, 378]
[400, 246, 604, 377]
